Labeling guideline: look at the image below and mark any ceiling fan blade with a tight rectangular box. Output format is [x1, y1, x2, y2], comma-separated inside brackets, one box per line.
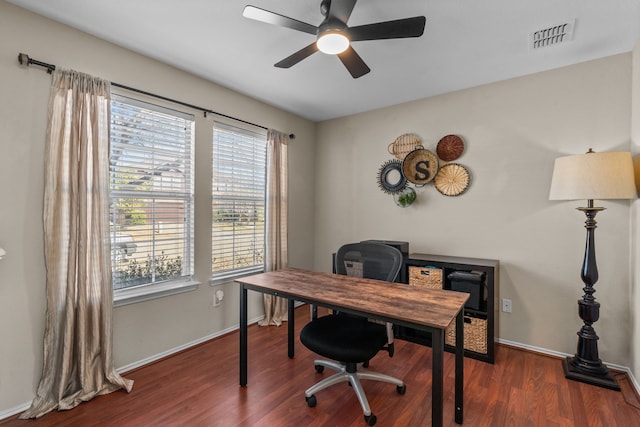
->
[337, 46, 370, 78]
[349, 16, 426, 41]
[243, 5, 318, 35]
[275, 43, 319, 68]
[327, 0, 358, 24]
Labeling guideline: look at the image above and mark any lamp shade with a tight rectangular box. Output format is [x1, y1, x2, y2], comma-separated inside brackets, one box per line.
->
[549, 151, 637, 201]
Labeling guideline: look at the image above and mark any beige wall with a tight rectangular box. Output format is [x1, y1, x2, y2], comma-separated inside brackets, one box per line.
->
[0, 1, 316, 414]
[314, 54, 634, 369]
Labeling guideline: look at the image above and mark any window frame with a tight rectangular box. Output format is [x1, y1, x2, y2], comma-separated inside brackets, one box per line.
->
[109, 94, 198, 306]
[211, 121, 267, 285]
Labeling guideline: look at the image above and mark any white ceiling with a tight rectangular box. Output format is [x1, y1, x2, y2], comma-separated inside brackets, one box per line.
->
[8, 0, 640, 122]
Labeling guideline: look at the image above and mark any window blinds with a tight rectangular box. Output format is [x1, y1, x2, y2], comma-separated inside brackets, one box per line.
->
[110, 95, 195, 290]
[212, 122, 267, 282]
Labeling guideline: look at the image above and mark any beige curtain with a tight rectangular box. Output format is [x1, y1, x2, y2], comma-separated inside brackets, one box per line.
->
[258, 129, 289, 326]
[21, 70, 133, 419]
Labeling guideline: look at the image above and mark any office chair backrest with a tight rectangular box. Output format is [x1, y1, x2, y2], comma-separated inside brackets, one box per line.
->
[335, 243, 403, 282]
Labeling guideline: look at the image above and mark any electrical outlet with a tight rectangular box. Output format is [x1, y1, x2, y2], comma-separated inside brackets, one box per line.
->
[501, 298, 512, 313]
[213, 289, 224, 307]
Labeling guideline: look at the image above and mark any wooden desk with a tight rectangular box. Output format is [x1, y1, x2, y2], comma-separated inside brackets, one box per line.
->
[235, 268, 469, 427]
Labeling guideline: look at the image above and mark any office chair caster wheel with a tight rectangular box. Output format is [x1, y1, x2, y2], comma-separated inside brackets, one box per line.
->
[364, 413, 377, 426]
[396, 384, 406, 395]
[306, 395, 317, 408]
[314, 364, 324, 373]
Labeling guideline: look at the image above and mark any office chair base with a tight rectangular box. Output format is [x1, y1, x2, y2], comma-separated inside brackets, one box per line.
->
[304, 359, 405, 423]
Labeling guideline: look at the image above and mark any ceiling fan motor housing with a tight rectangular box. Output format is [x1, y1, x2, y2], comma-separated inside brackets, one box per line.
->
[320, 0, 331, 17]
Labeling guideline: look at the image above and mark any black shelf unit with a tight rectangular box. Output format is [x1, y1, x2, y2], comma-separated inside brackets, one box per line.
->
[398, 254, 499, 364]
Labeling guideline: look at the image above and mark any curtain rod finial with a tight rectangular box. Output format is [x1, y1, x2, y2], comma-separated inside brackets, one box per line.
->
[18, 53, 30, 67]
[289, 133, 295, 140]
[17, 53, 55, 73]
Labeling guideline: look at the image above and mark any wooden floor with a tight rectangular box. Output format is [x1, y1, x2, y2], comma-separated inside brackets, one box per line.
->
[2, 306, 639, 427]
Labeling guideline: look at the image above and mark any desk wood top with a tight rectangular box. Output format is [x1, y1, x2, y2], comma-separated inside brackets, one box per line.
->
[235, 268, 468, 330]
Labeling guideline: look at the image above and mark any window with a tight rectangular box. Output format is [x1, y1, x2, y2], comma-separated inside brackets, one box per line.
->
[212, 122, 267, 283]
[109, 95, 195, 299]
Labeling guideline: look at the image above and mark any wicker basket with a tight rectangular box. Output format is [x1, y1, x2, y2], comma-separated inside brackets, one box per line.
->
[388, 133, 421, 160]
[434, 163, 470, 197]
[408, 266, 443, 289]
[445, 313, 488, 354]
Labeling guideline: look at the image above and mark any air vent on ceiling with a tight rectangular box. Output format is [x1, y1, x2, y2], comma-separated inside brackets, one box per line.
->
[531, 20, 575, 49]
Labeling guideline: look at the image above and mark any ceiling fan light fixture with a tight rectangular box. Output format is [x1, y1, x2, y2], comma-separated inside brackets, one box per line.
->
[243, 1, 427, 77]
[317, 30, 350, 54]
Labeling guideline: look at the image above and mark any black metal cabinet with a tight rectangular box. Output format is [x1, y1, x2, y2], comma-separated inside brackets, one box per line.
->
[398, 253, 499, 364]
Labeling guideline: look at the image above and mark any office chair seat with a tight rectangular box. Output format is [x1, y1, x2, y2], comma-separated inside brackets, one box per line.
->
[301, 314, 387, 363]
[300, 242, 406, 426]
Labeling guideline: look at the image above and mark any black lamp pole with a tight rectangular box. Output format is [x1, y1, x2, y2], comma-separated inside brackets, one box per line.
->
[562, 199, 620, 390]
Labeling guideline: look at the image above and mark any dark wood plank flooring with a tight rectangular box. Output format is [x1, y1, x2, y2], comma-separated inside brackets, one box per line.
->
[2, 306, 639, 426]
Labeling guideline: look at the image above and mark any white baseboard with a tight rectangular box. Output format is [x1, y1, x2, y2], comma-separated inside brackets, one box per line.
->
[0, 403, 30, 422]
[0, 315, 265, 421]
[117, 314, 265, 374]
[497, 338, 640, 396]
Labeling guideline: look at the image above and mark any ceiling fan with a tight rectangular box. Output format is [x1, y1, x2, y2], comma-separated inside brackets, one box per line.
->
[243, 0, 426, 78]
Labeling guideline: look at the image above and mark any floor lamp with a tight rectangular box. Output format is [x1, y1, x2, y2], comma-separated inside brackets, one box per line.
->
[549, 149, 636, 390]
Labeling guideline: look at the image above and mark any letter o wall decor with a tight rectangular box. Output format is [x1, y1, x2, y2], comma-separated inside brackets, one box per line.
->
[377, 159, 407, 194]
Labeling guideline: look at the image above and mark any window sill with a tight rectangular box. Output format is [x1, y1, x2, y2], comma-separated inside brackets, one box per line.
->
[114, 279, 200, 307]
[210, 268, 264, 286]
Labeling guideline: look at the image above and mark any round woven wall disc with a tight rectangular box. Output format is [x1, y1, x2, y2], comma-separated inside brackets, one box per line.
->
[388, 133, 421, 160]
[377, 159, 407, 194]
[436, 135, 465, 162]
[434, 163, 470, 196]
[402, 147, 439, 185]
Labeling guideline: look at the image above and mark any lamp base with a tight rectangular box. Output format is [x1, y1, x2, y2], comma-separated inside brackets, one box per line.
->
[562, 356, 620, 391]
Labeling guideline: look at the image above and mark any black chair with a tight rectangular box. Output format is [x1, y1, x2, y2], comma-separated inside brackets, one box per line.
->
[300, 242, 406, 426]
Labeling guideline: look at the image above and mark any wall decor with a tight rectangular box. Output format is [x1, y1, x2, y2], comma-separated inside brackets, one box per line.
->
[394, 187, 417, 207]
[379, 132, 471, 205]
[434, 163, 470, 196]
[388, 133, 421, 160]
[377, 159, 407, 194]
[402, 146, 439, 186]
[436, 134, 465, 162]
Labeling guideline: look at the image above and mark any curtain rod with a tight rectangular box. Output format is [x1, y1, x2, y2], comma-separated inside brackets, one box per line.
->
[17, 53, 295, 139]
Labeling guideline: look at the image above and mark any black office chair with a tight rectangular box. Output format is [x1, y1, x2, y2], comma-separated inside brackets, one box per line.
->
[300, 242, 406, 426]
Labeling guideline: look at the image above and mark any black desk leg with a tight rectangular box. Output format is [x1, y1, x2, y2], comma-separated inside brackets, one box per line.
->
[432, 328, 444, 427]
[239, 285, 248, 387]
[455, 310, 464, 424]
[288, 298, 295, 359]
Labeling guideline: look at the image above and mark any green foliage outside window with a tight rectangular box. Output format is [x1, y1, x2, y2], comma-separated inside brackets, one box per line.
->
[114, 251, 183, 289]
[119, 199, 147, 225]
